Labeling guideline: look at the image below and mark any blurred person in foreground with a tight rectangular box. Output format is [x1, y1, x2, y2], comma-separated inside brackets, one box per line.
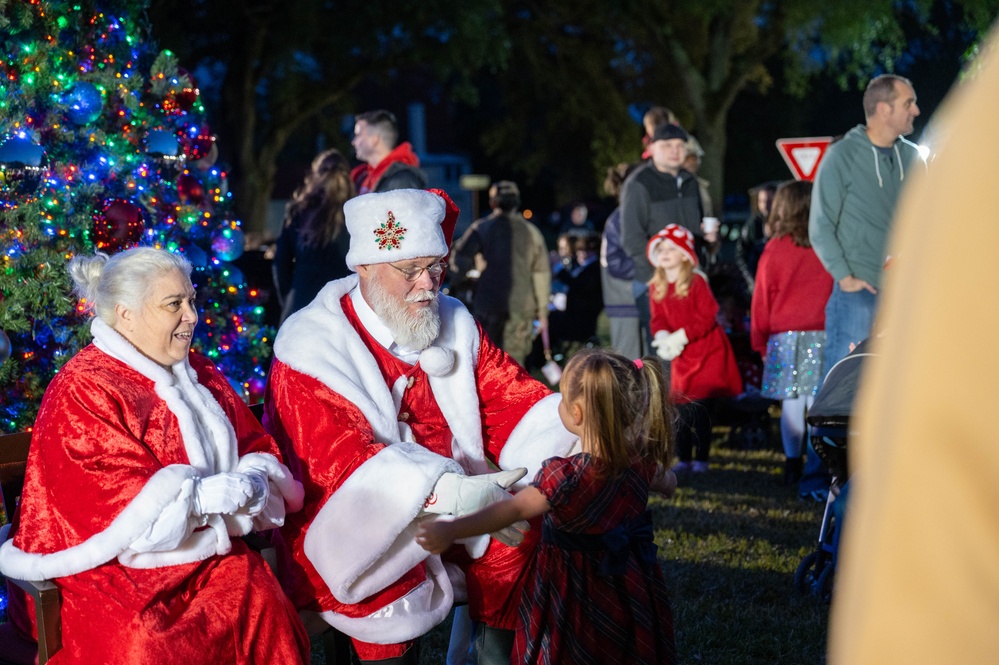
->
[829, 34, 999, 664]
[0, 247, 309, 663]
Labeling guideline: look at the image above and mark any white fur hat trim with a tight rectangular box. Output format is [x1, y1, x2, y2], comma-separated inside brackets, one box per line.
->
[345, 189, 448, 270]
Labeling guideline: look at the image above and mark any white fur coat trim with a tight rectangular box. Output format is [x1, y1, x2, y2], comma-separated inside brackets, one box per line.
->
[318, 554, 454, 644]
[92, 317, 238, 475]
[92, 317, 302, 519]
[304, 442, 463, 604]
[0, 322, 303, 581]
[499, 392, 580, 489]
[274, 276, 491, 474]
[0, 465, 226, 581]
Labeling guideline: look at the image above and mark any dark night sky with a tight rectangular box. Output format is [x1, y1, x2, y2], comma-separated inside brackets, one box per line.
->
[269, 12, 978, 226]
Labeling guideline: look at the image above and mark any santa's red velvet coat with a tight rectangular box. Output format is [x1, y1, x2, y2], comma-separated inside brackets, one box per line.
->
[266, 275, 577, 647]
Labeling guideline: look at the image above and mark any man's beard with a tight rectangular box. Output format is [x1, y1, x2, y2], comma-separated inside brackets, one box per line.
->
[366, 274, 441, 351]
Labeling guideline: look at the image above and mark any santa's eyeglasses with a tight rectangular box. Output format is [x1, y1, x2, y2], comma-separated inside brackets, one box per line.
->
[388, 260, 446, 282]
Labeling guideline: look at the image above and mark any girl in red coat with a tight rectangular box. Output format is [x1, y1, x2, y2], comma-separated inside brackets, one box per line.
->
[647, 225, 742, 473]
[750, 181, 833, 487]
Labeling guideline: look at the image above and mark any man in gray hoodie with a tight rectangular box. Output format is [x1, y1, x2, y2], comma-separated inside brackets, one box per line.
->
[803, 74, 923, 502]
[809, 74, 923, 369]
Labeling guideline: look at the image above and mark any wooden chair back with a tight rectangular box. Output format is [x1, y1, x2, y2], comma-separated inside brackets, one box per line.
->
[0, 432, 31, 526]
[0, 430, 62, 664]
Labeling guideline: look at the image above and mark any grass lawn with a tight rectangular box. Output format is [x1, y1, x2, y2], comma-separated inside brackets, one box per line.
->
[309, 429, 832, 665]
[1, 428, 831, 665]
[659, 438, 830, 665]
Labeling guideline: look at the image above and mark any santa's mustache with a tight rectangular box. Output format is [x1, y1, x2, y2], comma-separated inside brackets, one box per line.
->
[405, 290, 437, 304]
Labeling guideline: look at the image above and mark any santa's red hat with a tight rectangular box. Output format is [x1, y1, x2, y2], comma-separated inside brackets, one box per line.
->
[647, 224, 697, 267]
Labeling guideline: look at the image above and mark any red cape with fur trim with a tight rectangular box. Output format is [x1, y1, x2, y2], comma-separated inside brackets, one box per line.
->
[2, 345, 309, 664]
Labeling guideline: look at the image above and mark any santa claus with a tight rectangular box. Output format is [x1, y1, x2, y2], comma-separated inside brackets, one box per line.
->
[265, 188, 577, 664]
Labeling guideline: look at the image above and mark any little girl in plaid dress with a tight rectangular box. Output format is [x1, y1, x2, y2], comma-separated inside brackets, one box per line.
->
[417, 349, 678, 664]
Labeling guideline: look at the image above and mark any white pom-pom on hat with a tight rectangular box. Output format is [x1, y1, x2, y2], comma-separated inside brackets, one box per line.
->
[344, 189, 448, 271]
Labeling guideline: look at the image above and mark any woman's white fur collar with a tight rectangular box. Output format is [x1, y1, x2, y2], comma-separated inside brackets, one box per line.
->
[0, 319, 300, 581]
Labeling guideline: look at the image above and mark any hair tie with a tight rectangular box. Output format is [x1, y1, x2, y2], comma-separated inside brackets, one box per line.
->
[634, 358, 644, 369]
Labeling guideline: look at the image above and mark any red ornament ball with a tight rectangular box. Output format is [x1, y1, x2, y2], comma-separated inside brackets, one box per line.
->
[92, 199, 145, 252]
[181, 126, 215, 162]
[175, 68, 200, 111]
[177, 172, 205, 205]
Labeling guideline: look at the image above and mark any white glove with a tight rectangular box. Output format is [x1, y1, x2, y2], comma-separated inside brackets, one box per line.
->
[193, 472, 256, 516]
[657, 328, 689, 361]
[240, 470, 271, 517]
[667, 328, 689, 357]
[651, 330, 670, 350]
[423, 469, 529, 547]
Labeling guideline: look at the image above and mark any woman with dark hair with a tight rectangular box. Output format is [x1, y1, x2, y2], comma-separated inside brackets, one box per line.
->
[273, 148, 356, 321]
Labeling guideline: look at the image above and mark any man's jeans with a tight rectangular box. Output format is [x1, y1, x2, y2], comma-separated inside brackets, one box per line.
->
[823, 284, 879, 372]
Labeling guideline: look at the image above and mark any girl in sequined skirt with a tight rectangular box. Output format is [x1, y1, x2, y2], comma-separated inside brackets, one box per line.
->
[750, 181, 834, 487]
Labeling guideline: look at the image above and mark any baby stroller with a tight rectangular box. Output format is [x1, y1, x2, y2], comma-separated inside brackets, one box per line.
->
[793, 339, 876, 601]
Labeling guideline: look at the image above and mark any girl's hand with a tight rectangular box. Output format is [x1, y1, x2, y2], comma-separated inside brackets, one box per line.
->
[651, 465, 678, 497]
[416, 520, 455, 554]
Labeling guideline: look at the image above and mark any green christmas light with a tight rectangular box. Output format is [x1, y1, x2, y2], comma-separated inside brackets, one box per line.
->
[0, 2, 274, 431]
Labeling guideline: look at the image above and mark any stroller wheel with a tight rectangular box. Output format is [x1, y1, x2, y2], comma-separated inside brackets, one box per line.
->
[815, 561, 835, 603]
[793, 550, 830, 597]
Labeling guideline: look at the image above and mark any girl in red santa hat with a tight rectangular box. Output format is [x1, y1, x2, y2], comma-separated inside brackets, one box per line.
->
[647, 224, 742, 473]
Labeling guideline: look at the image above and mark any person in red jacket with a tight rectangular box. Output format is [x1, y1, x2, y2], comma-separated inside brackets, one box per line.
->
[750, 180, 834, 489]
[648, 225, 742, 473]
[350, 109, 428, 194]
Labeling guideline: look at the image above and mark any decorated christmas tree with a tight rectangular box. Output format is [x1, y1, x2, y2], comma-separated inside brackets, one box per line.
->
[0, 0, 273, 433]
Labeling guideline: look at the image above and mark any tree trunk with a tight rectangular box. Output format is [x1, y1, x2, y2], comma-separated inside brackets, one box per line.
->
[232, 162, 278, 236]
[698, 113, 729, 217]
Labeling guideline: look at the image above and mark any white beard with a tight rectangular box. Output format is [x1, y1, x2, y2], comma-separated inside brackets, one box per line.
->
[366, 276, 441, 351]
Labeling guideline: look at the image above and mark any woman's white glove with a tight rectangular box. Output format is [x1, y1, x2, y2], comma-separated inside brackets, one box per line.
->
[423, 469, 529, 547]
[193, 472, 256, 516]
[240, 470, 271, 517]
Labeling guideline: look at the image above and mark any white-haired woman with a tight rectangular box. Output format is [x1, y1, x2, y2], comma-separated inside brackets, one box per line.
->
[0, 247, 310, 663]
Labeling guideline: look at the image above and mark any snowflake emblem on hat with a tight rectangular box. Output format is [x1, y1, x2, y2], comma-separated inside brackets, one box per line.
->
[374, 211, 407, 250]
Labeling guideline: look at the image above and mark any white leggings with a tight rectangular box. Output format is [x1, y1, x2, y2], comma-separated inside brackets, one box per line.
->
[781, 394, 815, 459]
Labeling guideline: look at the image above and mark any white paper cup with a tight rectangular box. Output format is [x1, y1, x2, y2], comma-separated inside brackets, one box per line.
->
[702, 217, 720, 234]
[551, 292, 567, 312]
